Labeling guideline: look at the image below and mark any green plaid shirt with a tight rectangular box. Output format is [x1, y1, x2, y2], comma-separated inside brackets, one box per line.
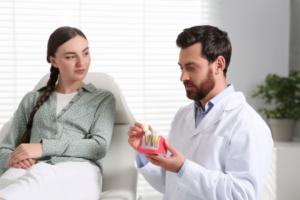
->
[0, 83, 116, 174]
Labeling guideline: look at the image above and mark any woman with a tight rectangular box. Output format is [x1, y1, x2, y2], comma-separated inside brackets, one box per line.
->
[0, 27, 116, 200]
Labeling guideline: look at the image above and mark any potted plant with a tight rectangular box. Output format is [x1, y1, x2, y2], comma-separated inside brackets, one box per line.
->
[252, 70, 300, 141]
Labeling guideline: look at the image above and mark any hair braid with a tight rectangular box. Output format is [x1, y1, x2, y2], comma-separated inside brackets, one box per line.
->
[19, 66, 59, 144]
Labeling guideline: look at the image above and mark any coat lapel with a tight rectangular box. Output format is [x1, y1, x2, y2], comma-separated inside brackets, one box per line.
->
[184, 104, 196, 133]
[190, 92, 246, 136]
[193, 103, 224, 136]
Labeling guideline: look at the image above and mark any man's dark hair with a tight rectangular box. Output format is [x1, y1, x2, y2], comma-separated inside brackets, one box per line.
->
[176, 25, 232, 77]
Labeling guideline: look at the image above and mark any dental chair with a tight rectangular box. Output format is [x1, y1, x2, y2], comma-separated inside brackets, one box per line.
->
[0, 72, 139, 200]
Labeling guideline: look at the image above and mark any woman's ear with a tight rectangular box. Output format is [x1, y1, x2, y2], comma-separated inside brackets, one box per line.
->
[49, 56, 58, 68]
[215, 56, 226, 75]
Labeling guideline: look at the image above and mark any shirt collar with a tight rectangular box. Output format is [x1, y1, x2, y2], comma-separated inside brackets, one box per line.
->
[80, 83, 96, 93]
[37, 82, 97, 93]
[194, 84, 235, 111]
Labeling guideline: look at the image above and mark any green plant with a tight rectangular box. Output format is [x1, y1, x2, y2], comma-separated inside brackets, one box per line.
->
[252, 70, 300, 120]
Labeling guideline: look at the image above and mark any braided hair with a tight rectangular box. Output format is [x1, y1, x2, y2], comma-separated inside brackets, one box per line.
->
[19, 26, 87, 144]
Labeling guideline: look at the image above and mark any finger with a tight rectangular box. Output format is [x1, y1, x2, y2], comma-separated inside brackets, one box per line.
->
[164, 140, 177, 155]
[130, 126, 140, 132]
[128, 130, 137, 138]
[146, 154, 166, 163]
[134, 122, 144, 129]
[12, 164, 21, 169]
[22, 159, 31, 168]
[9, 150, 25, 166]
[28, 159, 35, 166]
[18, 161, 29, 170]
[146, 156, 162, 167]
[11, 154, 29, 166]
[10, 152, 23, 166]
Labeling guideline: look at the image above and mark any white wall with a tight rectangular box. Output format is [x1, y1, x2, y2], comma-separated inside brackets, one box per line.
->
[220, 0, 290, 123]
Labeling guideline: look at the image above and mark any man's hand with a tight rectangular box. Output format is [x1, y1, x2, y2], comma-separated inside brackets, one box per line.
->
[128, 122, 153, 150]
[144, 140, 186, 173]
[8, 143, 42, 167]
[11, 158, 36, 170]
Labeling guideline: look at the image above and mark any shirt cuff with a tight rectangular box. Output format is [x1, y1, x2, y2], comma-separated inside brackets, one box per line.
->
[135, 152, 150, 168]
[177, 159, 190, 178]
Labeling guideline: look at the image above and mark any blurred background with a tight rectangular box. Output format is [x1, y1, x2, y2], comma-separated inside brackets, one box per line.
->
[0, 0, 299, 199]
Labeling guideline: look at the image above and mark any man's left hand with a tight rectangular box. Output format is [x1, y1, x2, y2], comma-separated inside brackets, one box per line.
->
[144, 140, 186, 173]
[8, 143, 43, 167]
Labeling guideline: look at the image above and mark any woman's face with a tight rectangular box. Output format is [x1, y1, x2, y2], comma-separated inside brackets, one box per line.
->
[49, 35, 90, 82]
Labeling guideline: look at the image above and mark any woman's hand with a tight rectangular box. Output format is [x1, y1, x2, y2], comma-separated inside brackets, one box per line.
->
[11, 158, 36, 170]
[8, 143, 43, 166]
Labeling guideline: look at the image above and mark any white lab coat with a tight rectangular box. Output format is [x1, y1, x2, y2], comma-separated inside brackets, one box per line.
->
[136, 92, 273, 200]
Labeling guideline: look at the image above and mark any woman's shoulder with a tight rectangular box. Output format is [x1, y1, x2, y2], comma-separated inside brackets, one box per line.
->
[22, 87, 45, 101]
[94, 89, 116, 103]
[17, 88, 44, 109]
[86, 83, 115, 100]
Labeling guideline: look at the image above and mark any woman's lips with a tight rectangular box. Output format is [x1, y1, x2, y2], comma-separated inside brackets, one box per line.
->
[75, 69, 85, 74]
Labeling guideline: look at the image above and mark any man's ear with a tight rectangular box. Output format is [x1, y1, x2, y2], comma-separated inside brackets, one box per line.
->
[214, 56, 226, 75]
[49, 56, 58, 68]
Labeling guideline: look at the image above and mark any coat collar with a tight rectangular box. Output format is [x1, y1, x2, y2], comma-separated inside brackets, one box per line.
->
[185, 92, 246, 136]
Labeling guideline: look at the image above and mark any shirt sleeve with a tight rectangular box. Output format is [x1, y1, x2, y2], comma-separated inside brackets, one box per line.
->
[0, 92, 36, 174]
[177, 159, 190, 178]
[41, 91, 116, 161]
[136, 152, 150, 168]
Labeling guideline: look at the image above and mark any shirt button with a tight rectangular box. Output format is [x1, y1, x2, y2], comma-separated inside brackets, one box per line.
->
[201, 115, 203, 117]
[177, 187, 180, 190]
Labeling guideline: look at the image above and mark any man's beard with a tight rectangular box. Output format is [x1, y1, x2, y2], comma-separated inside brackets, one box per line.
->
[184, 68, 215, 101]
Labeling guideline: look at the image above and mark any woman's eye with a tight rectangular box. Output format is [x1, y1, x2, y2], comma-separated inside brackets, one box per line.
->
[66, 56, 74, 59]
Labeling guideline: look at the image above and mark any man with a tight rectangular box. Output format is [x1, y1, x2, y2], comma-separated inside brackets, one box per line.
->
[128, 25, 273, 200]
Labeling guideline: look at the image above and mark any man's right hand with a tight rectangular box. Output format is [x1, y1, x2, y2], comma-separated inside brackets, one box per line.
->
[128, 122, 153, 150]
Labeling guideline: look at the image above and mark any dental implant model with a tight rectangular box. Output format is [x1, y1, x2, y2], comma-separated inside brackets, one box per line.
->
[143, 124, 151, 146]
[137, 125, 167, 155]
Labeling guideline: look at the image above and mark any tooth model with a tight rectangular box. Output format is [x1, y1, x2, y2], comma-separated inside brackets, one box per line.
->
[152, 130, 161, 148]
[137, 128, 167, 155]
[143, 124, 151, 146]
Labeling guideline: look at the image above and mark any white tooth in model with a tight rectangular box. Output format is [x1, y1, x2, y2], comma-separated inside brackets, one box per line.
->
[143, 124, 149, 132]
[153, 130, 161, 148]
[143, 124, 151, 146]
[145, 130, 151, 146]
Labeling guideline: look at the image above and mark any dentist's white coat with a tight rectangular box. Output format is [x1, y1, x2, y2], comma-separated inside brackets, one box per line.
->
[136, 92, 273, 200]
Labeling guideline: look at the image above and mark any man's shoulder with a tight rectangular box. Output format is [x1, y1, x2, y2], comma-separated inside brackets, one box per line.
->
[222, 92, 267, 127]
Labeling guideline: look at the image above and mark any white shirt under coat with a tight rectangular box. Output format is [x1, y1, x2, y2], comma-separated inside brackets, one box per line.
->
[135, 89, 274, 200]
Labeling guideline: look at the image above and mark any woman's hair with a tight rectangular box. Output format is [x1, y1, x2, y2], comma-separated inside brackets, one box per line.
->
[20, 26, 87, 144]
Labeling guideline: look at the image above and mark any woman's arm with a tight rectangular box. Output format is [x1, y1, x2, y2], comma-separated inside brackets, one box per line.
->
[0, 92, 36, 174]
